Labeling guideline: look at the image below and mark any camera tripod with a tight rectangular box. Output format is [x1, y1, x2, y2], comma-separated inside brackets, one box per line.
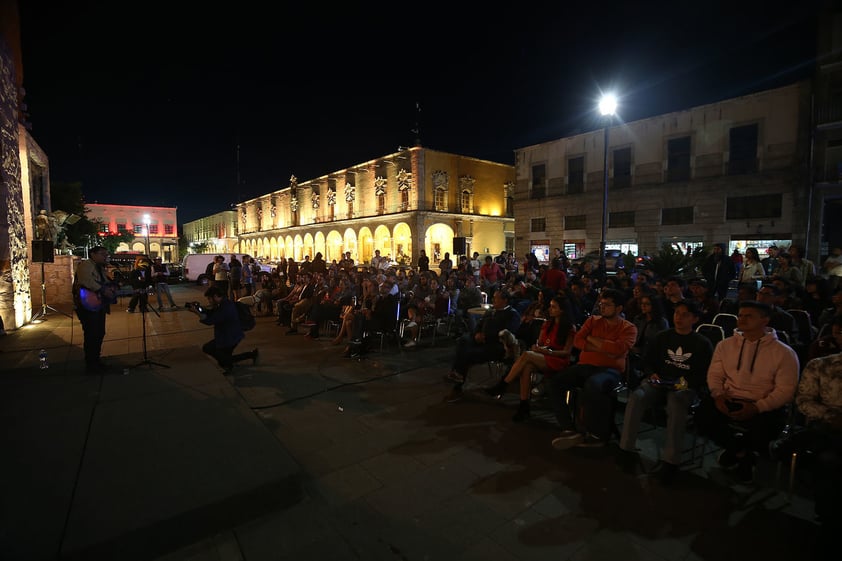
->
[132, 289, 170, 370]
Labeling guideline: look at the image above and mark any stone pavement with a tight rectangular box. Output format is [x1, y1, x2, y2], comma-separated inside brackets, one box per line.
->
[0, 283, 823, 560]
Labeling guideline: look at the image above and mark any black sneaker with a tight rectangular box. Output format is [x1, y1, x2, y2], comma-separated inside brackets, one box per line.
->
[252, 348, 259, 366]
[734, 453, 756, 484]
[511, 403, 530, 422]
[445, 388, 463, 403]
[655, 461, 679, 485]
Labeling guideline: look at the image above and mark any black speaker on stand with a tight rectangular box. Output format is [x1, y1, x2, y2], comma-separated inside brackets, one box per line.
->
[31, 240, 70, 321]
[452, 237, 466, 256]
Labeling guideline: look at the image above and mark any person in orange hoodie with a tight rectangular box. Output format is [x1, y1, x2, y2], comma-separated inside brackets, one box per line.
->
[548, 288, 638, 448]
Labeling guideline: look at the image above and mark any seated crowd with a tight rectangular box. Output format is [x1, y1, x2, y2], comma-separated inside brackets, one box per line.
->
[233, 247, 840, 552]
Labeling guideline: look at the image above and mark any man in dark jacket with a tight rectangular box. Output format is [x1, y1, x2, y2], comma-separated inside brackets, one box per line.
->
[445, 289, 521, 402]
[190, 285, 258, 373]
[702, 243, 736, 301]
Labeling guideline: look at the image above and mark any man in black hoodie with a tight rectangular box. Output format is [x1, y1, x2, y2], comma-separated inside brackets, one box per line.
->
[702, 243, 736, 301]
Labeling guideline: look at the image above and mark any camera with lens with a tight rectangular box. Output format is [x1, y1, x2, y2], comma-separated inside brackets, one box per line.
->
[185, 301, 204, 314]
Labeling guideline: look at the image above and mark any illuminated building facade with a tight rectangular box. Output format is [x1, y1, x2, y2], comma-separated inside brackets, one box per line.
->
[236, 147, 515, 267]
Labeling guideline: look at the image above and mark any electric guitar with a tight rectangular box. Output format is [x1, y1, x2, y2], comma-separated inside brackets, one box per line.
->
[78, 282, 119, 312]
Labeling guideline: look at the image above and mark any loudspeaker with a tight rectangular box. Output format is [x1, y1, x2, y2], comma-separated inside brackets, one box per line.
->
[32, 240, 55, 263]
[452, 237, 466, 255]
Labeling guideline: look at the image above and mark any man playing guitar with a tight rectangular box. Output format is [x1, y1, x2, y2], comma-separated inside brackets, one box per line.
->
[73, 246, 118, 374]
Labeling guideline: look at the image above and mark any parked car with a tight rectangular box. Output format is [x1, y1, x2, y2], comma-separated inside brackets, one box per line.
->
[571, 249, 625, 272]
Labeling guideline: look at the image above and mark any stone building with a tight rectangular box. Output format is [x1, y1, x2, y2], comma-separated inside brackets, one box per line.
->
[236, 147, 515, 268]
[182, 210, 239, 256]
[514, 81, 812, 261]
[1, 0, 52, 329]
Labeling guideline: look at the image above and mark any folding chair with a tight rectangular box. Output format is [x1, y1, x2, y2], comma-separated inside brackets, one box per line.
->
[786, 309, 818, 345]
[696, 323, 725, 347]
[712, 313, 738, 337]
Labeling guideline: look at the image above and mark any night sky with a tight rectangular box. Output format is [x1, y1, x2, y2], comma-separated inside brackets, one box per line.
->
[18, 1, 819, 224]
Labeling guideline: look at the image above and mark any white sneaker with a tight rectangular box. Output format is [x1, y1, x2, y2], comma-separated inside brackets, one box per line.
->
[551, 431, 583, 450]
[403, 340, 417, 348]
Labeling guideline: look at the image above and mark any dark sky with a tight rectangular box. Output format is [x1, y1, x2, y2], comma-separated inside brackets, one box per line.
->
[18, 1, 819, 224]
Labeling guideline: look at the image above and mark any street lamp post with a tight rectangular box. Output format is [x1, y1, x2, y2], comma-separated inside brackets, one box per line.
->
[143, 214, 151, 257]
[598, 93, 617, 277]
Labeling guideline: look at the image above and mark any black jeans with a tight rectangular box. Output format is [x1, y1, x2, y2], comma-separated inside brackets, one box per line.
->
[694, 396, 786, 455]
[547, 363, 621, 440]
[76, 307, 107, 367]
[202, 339, 254, 369]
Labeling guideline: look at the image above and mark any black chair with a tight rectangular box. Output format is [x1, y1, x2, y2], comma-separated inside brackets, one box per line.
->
[787, 309, 818, 346]
[712, 313, 738, 337]
[696, 323, 726, 347]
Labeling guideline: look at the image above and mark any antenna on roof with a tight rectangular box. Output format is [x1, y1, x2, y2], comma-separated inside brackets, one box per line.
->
[411, 101, 422, 147]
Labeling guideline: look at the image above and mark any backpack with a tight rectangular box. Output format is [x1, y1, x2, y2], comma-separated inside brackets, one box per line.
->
[235, 301, 256, 331]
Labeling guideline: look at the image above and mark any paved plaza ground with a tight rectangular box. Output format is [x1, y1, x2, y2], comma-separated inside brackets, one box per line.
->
[0, 282, 823, 560]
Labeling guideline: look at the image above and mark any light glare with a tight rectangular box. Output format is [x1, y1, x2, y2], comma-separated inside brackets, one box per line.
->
[599, 93, 617, 116]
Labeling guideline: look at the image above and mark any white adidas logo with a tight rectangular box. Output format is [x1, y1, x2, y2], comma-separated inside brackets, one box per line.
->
[667, 347, 692, 363]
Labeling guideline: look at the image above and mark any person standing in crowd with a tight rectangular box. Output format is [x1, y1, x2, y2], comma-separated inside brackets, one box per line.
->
[821, 246, 842, 290]
[762, 245, 780, 277]
[72, 246, 117, 374]
[702, 243, 736, 301]
[213, 255, 230, 297]
[789, 245, 816, 287]
[126, 256, 153, 313]
[417, 249, 430, 273]
[151, 257, 178, 310]
[188, 285, 258, 374]
[739, 247, 766, 285]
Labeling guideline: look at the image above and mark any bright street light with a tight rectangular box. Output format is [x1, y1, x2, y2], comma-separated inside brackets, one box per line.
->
[598, 93, 618, 277]
[143, 214, 151, 257]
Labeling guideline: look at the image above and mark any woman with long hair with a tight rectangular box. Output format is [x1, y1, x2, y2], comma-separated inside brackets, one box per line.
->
[739, 247, 765, 283]
[629, 294, 669, 387]
[483, 295, 576, 422]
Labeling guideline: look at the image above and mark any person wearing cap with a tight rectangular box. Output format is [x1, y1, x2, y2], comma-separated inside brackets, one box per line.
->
[762, 245, 780, 277]
[151, 257, 178, 310]
[687, 277, 720, 324]
[702, 243, 736, 302]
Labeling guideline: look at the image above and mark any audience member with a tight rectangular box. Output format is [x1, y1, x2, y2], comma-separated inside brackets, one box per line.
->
[695, 300, 799, 483]
[549, 288, 637, 448]
[618, 299, 714, 484]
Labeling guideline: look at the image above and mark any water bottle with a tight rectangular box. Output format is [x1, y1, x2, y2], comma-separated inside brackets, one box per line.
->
[39, 348, 49, 369]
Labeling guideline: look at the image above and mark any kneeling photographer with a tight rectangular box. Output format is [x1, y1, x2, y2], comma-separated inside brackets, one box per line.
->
[187, 285, 258, 374]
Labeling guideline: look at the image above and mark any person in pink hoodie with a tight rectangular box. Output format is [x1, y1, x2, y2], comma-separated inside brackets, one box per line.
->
[696, 300, 799, 483]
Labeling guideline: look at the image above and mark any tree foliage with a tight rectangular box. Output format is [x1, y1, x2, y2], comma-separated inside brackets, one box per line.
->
[98, 232, 135, 254]
[642, 243, 707, 279]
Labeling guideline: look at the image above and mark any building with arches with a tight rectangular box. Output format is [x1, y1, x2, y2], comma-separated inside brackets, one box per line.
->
[86, 203, 180, 261]
[236, 147, 515, 269]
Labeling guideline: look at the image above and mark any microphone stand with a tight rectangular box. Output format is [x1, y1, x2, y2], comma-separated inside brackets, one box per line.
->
[132, 286, 169, 370]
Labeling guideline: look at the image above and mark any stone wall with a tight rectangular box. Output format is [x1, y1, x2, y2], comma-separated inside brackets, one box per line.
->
[29, 255, 77, 308]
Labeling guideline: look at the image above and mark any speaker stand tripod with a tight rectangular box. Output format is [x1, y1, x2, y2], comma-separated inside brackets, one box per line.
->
[32, 261, 71, 321]
[132, 297, 169, 370]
